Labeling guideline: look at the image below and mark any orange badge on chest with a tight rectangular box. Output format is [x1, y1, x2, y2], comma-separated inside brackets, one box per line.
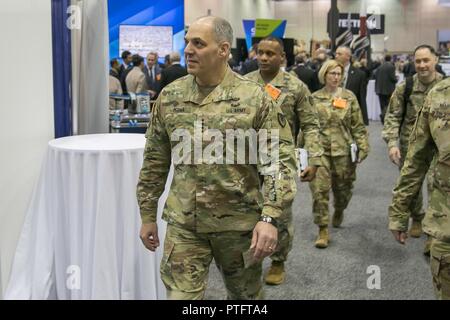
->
[265, 84, 281, 101]
[333, 97, 347, 109]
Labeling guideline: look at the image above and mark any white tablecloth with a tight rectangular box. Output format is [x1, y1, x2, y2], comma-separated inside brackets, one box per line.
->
[5, 134, 170, 299]
[366, 75, 404, 122]
[366, 79, 381, 121]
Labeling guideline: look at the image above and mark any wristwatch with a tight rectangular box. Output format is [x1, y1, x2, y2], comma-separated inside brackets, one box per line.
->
[259, 215, 278, 227]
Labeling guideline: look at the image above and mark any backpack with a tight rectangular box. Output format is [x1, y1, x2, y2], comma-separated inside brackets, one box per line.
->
[400, 76, 414, 128]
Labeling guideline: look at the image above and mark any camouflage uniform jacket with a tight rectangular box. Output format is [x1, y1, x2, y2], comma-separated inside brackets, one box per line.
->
[246, 70, 323, 166]
[389, 78, 450, 241]
[137, 67, 297, 233]
[311, 87, 369, 159]
[382, 73, 443, 151]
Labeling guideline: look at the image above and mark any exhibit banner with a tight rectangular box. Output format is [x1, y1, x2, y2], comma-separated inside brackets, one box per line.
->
[338, 13, 385, 34]
[254, 19, 286, 38]
[242, 19, 255, 51]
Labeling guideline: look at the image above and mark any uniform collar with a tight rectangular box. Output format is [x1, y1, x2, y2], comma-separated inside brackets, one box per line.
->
[254, 69, 286, 88]
[184, 66, 237, 105]
[314, 87, 352, 99]
[314, 88, 333, 99]
[414, 73, 444, 92]
[269, 70, 286, 88]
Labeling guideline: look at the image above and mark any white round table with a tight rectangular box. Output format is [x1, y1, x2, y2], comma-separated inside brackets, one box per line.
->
[5, 134, 168, 299]
[366, 80, 382, 121]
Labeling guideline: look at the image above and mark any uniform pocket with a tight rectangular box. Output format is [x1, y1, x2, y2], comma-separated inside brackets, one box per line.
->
[440, 255, 450, 299]
[165, 113, 196, 140]
[160, 240, 175, 271]
[433, 162, 450, 192]
[170, 242, 209, 293]
[431, 255, 441, 278]
[428, 190, 449, 218]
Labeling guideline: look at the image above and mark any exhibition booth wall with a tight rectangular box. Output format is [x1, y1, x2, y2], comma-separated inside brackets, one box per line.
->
[186, 0, 450, 53]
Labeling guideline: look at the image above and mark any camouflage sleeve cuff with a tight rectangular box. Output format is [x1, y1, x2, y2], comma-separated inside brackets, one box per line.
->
[308, 156, 322, 167]
[359, 150, 368, 162]
[388, 219, 409, 232]
[388, 140, 398, 149]
[140, 211, 157, 224]
[261, 206, 282, 220]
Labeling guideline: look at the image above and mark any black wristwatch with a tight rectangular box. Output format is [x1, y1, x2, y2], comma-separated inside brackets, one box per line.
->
[259, 215, 278, 227]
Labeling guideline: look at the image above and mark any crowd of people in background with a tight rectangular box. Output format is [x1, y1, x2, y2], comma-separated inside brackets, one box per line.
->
[108, 50, 187, 110]
[109, 40, 448, 117]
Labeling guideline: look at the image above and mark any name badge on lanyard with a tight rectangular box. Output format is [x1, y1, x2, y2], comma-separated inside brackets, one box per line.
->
[265, 84, 281, 101]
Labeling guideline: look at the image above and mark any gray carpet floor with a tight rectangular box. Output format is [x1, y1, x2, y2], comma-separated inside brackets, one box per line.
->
[204, 121, 435, 300]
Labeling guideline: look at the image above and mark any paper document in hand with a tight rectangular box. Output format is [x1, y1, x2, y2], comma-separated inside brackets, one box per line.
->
[295, 148, 309, 172]
[350, 143, 358, 162]
[243, 248, 259, 268]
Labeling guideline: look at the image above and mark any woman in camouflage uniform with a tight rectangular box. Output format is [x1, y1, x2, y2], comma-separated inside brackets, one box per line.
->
[309, 60, 369, 248]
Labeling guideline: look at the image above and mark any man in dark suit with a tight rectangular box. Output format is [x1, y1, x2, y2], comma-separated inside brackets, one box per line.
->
[118, 50, 132, 79]
[143, 52, 161, 98]
[375, 54, 397, 124]
[119, 50, 133, 94]
[336, 46, 369, 125]
[158, 52, 187, 94]
[290, 53, 320, 92]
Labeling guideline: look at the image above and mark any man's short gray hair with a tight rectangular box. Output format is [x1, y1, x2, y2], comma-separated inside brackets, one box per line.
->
[169, 51, 181, 63]
[197, 16, 233, 44]
[337, 46, 352, 55]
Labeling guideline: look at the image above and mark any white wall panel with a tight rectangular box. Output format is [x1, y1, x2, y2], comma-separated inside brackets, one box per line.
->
[0, 0, 54, 299]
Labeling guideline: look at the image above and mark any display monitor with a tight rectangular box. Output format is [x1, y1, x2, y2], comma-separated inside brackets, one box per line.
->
[119, 25, 173, 58]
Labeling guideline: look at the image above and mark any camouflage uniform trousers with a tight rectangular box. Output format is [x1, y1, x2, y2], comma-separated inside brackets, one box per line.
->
[270, 205, 294, 263]
[309, 155, 356, 226]
[430, 239, 450, 300]
[161, 223, 263, 300]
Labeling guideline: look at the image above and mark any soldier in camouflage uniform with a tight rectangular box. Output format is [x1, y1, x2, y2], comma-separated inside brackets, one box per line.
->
[310, 60, 369, 248]
[389, 77, 450, 300]
[382, 45, 443, 248]
[245, 37, 323, 285]
[136, 16, 297, 300]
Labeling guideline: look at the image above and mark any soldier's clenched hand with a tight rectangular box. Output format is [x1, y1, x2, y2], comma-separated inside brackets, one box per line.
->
[140, 222, 160, 251]
[250, 222, 278, 260]
[388, 147, 402, 166]
[391, 230, 407, 245]
[300, 166, 318, 182]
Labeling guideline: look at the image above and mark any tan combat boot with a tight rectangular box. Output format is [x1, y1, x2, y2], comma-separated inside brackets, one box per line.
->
[332, 210, 344, 228]
[315, 226, 329, 248]
[264, 261, 285, 285]
[409, 220, 423, 238]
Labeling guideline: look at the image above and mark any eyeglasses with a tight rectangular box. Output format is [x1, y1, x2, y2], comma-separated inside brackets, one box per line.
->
[328, 72, 342, 77]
